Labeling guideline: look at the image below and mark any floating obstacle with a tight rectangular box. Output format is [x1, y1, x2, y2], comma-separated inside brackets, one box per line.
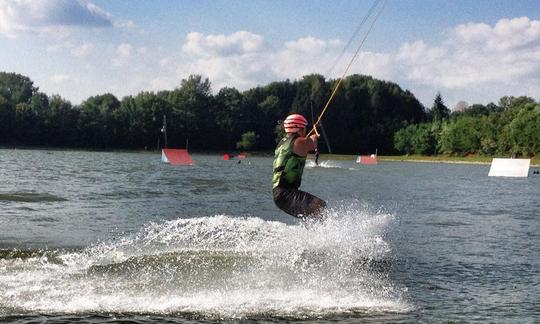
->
[223, 152, 247, 161]
[488, 158, 530, 177]
[356, 154, 378, 165]
[237, 152, 247, 160]
[159, 114, 193, 165]
[161, 149, 193, 166]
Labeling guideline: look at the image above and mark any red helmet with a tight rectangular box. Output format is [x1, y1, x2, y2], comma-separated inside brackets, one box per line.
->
[283, 114, 308, 133]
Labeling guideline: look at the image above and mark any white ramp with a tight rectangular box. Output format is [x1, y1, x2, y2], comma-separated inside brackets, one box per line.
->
[488, 158, 530, 177]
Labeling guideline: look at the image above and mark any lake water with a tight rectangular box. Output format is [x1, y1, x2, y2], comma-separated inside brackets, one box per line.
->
[0, 149, 539, 323]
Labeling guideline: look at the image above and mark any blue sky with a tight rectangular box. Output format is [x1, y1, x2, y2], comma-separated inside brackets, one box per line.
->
[1, 0, 539, 108]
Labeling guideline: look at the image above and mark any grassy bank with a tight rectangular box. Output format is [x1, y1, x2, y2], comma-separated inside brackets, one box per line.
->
[378, 154, 492, 164]
[313, 153, 540, 166]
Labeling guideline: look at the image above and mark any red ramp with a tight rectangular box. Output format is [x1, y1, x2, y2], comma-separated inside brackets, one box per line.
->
[237, 152, 247, 160]
[356, 155, 378, 165]
[161, 149, 194, 165]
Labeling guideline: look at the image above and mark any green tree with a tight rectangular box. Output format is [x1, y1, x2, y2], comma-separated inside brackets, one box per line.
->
[28, 92, 50, 145]
[120, 91, 172, 149]
[477, 114, 501, 155]
[78, 93, 121, 147]
[393, 123, 436, 155]
[258, 95, 281, 147]
[48, 95, 78, 146]
[237, 131, 258, 150]
[215, 87, 244, 149]
[168, 75, 215, 149]
[429, 92, 450, 122]
[274, 121, 286, 144]
[0, 72, 36, 106]
[394, 124, 415, 154]
[244, 79, 294, 149]
[0, 71, 441, 154]
[411, 123, 436, 155]
[501, 103, 540, 156]
[0, 95, 13, 143]
[0, 73, 37, 143]
[14, 103, 35, 143]
[291, 74, 327, 119]
[439, 116, 481, 155]
[453, 103, 492, 117]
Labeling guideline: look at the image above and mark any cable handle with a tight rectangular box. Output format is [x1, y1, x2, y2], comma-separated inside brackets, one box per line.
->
[310, 125, 320, 137]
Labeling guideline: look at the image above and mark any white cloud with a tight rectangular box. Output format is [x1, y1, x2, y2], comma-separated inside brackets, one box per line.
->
[111, 43, 132, 66]
[117, 43, 132, 58]
[137, 47, 148, 55]
[84, 1, 111, 24]
[182, 31, 264, 57]
[450, 16, 540, 52]
[46, 41, 94, 58]
[50, 74, 70, 84]
[0, 0, 112, 38]
[452, 22, 492, 45]
[284, 36, 340, 54]
[152, 18, 540, 107]
[159, 57, 171, 68]
[33, 17, 540, 108]
[395, 17, 540, 92]
[150, 31, 344, 92]
[47, 42, 71, 54]
[71, 42, 94, 57]
[114, 19, 135, 29]
[111, 43, 150, 68]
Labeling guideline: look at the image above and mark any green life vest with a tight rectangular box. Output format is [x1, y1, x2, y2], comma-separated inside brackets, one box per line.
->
[272, 135, 306, 189]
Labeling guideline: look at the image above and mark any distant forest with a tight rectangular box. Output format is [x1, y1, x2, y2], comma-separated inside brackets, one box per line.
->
[395, 94, 540, 157]
[0, 71, 538, 156]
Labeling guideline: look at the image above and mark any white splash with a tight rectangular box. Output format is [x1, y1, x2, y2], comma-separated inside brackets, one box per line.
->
[0, 203, 412, 318]
[306, 160, 349, 169]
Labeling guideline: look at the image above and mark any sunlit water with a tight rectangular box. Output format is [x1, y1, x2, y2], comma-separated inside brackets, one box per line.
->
[0, 149, 539, 323]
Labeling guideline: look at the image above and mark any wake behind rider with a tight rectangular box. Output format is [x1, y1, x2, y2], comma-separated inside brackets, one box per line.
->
[272, 114, 326, 220]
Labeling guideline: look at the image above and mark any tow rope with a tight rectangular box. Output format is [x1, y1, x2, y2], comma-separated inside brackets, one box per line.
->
[309, 0, 386, 136]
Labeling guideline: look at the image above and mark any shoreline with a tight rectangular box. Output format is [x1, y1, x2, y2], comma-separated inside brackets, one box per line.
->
[378, 156, 540, 167]
[315, 153, 540, 167]
[378, 158, 491, 165]
[2, 147, 539, 167]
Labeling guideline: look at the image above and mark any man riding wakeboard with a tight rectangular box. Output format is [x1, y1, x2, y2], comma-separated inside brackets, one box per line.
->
[272, 113, 326, 220]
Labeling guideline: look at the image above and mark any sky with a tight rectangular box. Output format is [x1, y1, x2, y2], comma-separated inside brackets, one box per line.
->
[0, 0, 539, 109]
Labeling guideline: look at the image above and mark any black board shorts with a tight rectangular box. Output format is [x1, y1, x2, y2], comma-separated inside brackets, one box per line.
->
[273, 186, 326, 220]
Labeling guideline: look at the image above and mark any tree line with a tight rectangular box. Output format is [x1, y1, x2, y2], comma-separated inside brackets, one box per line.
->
[394, 93, 540, 157]
[0, 72, 425, 153]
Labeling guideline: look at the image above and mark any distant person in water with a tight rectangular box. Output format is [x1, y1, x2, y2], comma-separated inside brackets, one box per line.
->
[272, 114, 326, 220]
[314, 148, 320, 166]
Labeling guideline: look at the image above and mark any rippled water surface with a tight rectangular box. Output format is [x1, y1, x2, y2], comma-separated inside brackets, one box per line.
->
[0, 149, 539, 323]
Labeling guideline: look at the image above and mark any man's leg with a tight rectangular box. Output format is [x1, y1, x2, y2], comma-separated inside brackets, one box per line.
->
[303, 192, 326, 220]
[273, 187, 326, 220]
